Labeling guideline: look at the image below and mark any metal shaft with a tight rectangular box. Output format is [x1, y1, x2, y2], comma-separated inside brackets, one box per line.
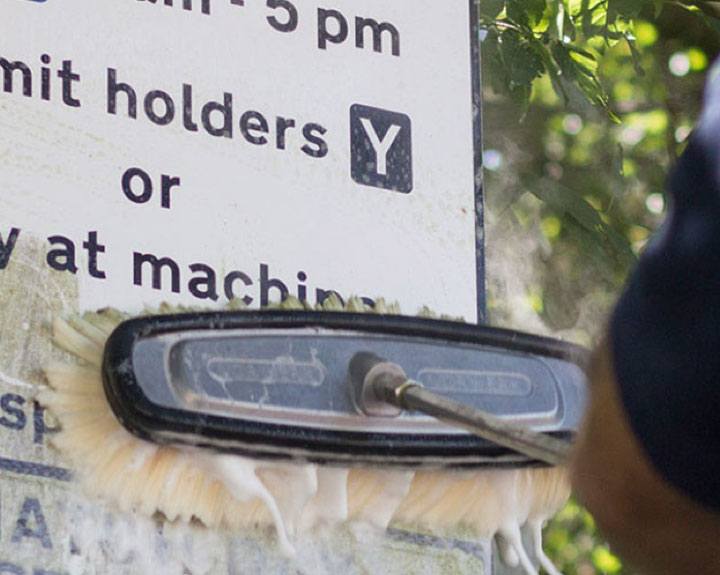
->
[374, 376, 573, 466]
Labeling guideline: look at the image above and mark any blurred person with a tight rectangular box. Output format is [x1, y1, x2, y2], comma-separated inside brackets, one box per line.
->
[571, 62, 720, 574]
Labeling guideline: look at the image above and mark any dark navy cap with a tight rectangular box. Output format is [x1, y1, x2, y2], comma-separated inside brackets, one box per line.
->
[610, 62, 720, 512]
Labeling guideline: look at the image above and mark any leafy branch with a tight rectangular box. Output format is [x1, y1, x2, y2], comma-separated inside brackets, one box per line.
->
[480, 0, 720, 115]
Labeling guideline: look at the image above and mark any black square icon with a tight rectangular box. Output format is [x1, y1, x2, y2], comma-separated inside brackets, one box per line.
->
[350, 104, 413, 194]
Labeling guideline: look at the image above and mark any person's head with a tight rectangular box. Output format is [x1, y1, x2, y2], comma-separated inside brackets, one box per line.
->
[572, 340, 720, 574]
[571, 60, 720, 574]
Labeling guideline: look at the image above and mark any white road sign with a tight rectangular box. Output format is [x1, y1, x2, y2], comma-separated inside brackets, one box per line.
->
[0, 2, 489, 571]
[0, 0, 484, 321]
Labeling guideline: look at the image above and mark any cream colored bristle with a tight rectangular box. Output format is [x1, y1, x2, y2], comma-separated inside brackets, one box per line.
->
[94, 437, 146, 488]
[346, 296, 367, 312]
[270, 295, 307, 310]
[158, 302, 177, 314]
[226, 298, 248, 310]
[348, 468, 414, 529]
[528, 466, 571, 519]
[256, 464, 318, 537]
[41, 391, 108, 413]
[41, 301, 567, 566]
[319, 293, 345, 311]
[163, 462, 210, 523]
[524, 467, 570, 575]
[347, 468, 384, 516]
[418, 306, 437, 318]
[83, 309, 125, 335]
[45, 363, 101, 393]
[396, 471, 473, 531]
[67, 314, 111, 347]
[52, 317, 104, 366]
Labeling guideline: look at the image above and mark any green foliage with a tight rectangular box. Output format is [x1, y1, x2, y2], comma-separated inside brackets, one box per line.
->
[480, 3, 720, 573]
[480, 1, 720, 116]
[483, 1, 720, 340]
[543, 500, 625, 573]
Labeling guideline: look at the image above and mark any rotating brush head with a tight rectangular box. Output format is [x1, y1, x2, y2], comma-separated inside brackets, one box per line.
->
[40, 297, 586, 572]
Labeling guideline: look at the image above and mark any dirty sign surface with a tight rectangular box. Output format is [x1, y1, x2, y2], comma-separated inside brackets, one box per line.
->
[0, 0, 484, 321]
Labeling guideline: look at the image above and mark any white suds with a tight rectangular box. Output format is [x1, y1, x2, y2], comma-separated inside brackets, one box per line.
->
[300, 467, 350, 532]
[201, 454, 301, 555]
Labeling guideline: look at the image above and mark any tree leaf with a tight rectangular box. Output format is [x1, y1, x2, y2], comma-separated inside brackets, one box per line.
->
[500, 30, 546, 89]
[528, 0, 547, 25]
[550, 41, 619, 119]
[480, 0, 505, 20]
[528, 179, 637, 266]
[608, 0, 648, 20]
[506, 0, 531, 27]
[506, 0, 545, 27]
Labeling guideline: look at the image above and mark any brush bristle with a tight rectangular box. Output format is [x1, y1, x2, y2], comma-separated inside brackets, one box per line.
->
[41, 299, 569, 568]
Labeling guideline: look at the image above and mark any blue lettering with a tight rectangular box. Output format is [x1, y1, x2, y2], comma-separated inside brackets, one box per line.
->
[0, 562, 23, 575]
[11, 498, 51, 550]
[0, 395, 26, 431]
[32, 403, 58, 445]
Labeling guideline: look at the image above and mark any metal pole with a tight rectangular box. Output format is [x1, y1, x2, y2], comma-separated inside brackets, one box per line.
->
[373, 373, 573, 466]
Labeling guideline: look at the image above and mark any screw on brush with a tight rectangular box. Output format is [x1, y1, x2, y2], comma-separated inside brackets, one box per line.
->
[348, 352, 572, 467]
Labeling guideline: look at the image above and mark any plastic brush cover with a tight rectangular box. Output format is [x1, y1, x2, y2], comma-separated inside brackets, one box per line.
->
[102, 311, 588, 467]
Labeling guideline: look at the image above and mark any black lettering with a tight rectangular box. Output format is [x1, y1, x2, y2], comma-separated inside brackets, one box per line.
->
[296, 271, 307, 302]
[46, 236, 78, 274]
[0, 394, 26, 430]
[141, 0, 210, 12]
[201, 92, 233, 138]
[183, 0, 211, 14]
[82, 231, 106, 280]
[355, 17, 401, 56]
[0, 58, 31, 97]
[12, 498, 52, 550]
[224, 271, 253, 305]
[276, 116, 296, 150]
[188, 263, 219, 301]
[133, 252, 181, 293]
[40, 54, 51, 101]
[144, 90, 175, 126]
[182, 84, 199, 132]
[107, 68, 137, 118]
[240, 111, 269, 145]
[266, 0, 298, 33]
[260, 263, 288, 306]
[161, 175, 181, 209]
[317, 8, 348, 50]
[57, 60, 81, 107]
[122, 167, 153, 204]
[302, 123, 328, 158]
[0, 228, 20, 270]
